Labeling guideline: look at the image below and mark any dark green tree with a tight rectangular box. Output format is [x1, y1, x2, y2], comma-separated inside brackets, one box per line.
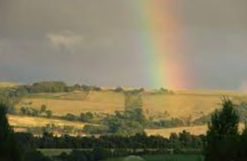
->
[205, 99, 239, 161]
[0, 103, 22, 161]
[238, 125, 247, 160]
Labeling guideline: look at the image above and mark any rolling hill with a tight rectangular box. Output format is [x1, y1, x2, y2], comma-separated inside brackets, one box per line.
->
[1, 81, 245, 137]
[15, 89, 247, 120]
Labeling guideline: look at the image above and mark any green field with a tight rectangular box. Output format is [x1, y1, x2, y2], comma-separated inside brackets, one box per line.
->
[105, 155, 204, 161]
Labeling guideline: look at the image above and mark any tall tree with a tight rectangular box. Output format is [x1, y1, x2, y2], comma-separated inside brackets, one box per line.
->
[238, 125, 247, 160]
[0, 103, 21, 161]
[205, 99, 239, 161]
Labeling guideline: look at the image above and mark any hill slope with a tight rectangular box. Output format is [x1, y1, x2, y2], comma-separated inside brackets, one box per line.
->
[15, 90, 247, 120]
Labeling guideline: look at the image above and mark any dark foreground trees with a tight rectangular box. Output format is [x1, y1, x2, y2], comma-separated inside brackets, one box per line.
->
[204, 99, 247, 161]
[0, 104, 21, 161]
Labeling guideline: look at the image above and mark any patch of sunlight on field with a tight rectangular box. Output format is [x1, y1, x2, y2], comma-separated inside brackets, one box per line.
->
[143, 91, 247, 120]
[16, 91, 125, 115]
[8, 114, 86, 128]
[145, 124, 245, 138]
[145, 125, 208, 138]
[15, 90, 247, 119]
[0, 82, 19, 88]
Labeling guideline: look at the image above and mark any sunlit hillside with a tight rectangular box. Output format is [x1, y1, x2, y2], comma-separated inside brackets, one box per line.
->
[16, 91, 125, 115]
[0, 82, 19, 88]
[8, 114, 89, 136]
[16, 89, 247, 120]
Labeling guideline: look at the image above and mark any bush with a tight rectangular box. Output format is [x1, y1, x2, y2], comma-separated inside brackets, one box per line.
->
[83, 125, 109, 135]
[80, 112, 94, 122]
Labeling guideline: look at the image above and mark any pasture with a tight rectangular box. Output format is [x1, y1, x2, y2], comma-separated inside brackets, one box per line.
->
[16, 91, 125, 115]
[0, 82, 19, 88]
[16, 90, 247, 120]
[145, 125, 208, 138]
[8, 114, 86, 128]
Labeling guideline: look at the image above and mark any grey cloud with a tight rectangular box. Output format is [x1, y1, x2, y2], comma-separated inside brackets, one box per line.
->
[0, 0, 247, 90]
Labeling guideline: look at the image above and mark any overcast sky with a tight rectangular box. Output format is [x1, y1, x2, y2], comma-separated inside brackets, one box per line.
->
[0, 0, 247, 90]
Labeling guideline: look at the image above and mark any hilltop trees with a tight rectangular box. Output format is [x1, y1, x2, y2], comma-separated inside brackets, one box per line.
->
[205, 99, 239, 161]
[0, 103, 21, 161]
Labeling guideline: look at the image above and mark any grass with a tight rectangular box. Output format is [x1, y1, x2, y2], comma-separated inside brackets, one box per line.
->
[13, 89, 247, 136]
[105, 154, 204, 161]
[145, 125, 208, 138]
[8, 114, 86, 129]
[143, 89, 247, 120]
[16, 90, 247, 119]
[16, 91, 125, 115]
[145, 124, 245, 138]
[0, 82, 19, 88]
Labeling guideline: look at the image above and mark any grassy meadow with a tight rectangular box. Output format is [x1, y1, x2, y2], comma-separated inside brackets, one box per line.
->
[145, 125, 208, 137]
[9, 113, 209, 137]
[16, 91, 125, 115]
[8, 114, 86, 128]
[9, 87, 247, 137]
[0, 82, 19, 88]
[16, 89, 247, 119]
[8, 114, 88, 136]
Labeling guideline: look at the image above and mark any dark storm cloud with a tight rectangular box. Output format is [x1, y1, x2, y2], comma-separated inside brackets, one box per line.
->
[0, 0, 247, 90]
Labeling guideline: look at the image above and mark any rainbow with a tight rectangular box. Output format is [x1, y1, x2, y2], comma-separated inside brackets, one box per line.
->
[131, 0, 193, 89]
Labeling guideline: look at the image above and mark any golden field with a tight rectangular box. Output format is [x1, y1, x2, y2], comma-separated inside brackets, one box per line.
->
[8, 114, 86, 129]
[145, 125, 208, 138]
[16, 91, 125, 115]
[0, 82, 19, 88]
[16, 90, 247, 120]
[9, 114, 244, 138]
[145, 124, 245, 138]
[11, 89, 247, 137]
[8, 114, 208, 137]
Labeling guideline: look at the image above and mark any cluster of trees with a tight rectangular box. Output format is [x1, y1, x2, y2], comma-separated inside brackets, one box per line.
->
[0, 88, 21, 113]
[102, 108, 146, 136]
[25, 124, 84, 136]
[20, 105, 52, 118]
[16, 81, 103, 94]
[193, 101, 247, 126]
[63, 112, 95, 123]
[29, 81, 67, 93]
[0, 82, 104, 102]
[147, 118, 185, 128]
[15, 131, 203, 151]
[204, 99, 247, 161]
[83, 124, 109, 135]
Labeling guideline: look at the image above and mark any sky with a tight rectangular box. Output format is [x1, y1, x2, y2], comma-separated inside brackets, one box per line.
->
[0, 0, 247, 90]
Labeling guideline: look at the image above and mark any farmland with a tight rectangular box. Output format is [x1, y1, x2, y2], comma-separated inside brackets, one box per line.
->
[16, 91, 125, 115]
[15, 89, 247, 120]
[8, 114, 86, 129]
